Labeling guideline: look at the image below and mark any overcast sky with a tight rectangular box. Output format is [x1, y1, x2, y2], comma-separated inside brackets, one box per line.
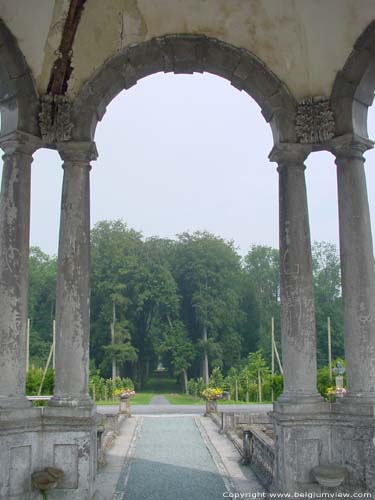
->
[1, 72, 375, 256]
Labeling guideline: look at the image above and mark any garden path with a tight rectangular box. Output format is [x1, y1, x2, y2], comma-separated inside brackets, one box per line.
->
[95, 415, 263, 499]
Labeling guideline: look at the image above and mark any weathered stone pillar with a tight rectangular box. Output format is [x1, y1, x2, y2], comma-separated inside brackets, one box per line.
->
[269, 144, 329, 495]
[269, 144, 321, 404]
[331, 134, 375, 406]
[0, 131, 40, 408]
[50, 141, 97, 407]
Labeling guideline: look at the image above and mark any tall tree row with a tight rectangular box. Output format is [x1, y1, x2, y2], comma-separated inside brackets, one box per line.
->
[27, 221, 344, 388]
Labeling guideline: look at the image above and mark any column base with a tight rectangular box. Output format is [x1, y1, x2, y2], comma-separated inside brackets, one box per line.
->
[275, 391, 324, 413]
[271, 404, 332, 494]
[49, 395, 94, 408]
[330, 408, 375, 494]
[0, 395, 32, 409]
[333, 396, 375, 417]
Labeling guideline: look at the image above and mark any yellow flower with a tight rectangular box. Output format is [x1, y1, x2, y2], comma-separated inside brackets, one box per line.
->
[202, 387, 223, 400]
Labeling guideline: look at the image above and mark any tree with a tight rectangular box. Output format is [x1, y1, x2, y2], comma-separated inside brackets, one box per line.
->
[243, 245, 280, 364]
[159, 320, 195, 393]
[172, 231, 244, 382]
[28, 247, 57, 366]
[312, 241, 343, 366]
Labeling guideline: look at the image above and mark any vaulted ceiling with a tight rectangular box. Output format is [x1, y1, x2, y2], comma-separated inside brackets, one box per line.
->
[2, 0, 375, 103]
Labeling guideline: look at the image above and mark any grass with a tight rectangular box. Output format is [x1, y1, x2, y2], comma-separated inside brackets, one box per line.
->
[218, 399, 271, 405]
[163, 394, 270, 405]
[164, 393, 205, 405]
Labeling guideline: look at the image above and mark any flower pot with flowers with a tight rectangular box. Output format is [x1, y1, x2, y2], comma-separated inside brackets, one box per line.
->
[114, 388, 136, 416]
[202, 387, 222, 416]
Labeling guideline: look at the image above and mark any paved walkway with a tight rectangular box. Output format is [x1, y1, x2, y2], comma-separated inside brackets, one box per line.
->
[94, 415, 263, 500]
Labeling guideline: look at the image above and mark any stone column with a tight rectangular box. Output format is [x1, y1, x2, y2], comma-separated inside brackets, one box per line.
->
[50, 141, 97, 407]
[331, 134, 375, 406]
[0, 131, 40, 408]
[269, 144, 321, 405]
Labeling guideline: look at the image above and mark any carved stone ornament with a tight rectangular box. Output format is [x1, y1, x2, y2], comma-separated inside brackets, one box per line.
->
[295, 96, 335, 144]
[39, 94, 73, 143]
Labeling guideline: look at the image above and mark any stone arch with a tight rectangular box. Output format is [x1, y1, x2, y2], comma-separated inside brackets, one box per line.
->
[331, 20, 375, 140]
[72, 35, 297, 144]
[0, 20, 39, 137]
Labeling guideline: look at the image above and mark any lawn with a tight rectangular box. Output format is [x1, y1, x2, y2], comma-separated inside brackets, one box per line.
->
[163, 394, 269, 405]
[164, 393, 204, 405]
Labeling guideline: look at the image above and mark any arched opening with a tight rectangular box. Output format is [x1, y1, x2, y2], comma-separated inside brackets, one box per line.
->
[89, 70, 278, 390]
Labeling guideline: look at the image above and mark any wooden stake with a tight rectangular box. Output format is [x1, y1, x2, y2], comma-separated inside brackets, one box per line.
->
[38, 343, 54, 396]
[52, 319, 56, 371]
[328, 316, 332, 383]
[26, 318, 30, 373]
[111, 302, 116, 381]
[273, 337, 284, 375]
[271, 317, 275, 401]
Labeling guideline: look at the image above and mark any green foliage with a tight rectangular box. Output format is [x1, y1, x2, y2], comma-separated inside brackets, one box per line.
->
[187, 377, 205, 397]
[209, 367, 224, 388]
[27, 221, 345, 399]
[312, 242, 343, 366]
[317, 358, 346, 397]
[271, 375, 284, 400]
[26, 366, 54, 395]
[88, 374, 134, 401]
[28, 247, 57, 367]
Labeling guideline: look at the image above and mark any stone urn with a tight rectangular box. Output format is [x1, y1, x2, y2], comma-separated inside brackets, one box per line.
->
[31, 467, 64, 499]
[205, 399, 218, 416]
[312, 464, 347, 487]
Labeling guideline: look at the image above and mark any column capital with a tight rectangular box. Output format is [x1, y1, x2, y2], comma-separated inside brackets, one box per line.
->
[329, 133, 374, 160]
[0, 131, 41, 156]
[57, 141, 98, 165]
[269, 143, 310, 167]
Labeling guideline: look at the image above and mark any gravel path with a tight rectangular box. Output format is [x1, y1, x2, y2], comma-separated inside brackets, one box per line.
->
[116, 417, 229, 500]
[149, 395, 171, 405]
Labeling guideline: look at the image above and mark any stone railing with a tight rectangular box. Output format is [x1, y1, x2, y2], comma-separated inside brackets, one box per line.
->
[243, 425, 275, 489]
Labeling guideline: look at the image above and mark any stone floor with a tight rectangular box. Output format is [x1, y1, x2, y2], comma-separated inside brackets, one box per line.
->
[94, 414, 263, 500]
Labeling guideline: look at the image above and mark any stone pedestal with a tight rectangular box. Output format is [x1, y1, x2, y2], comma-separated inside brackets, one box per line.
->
[205, 400, 218, 416]
[0, 406, 97, 500]
[330, 403, 375, 494]
[270, 403, 331, 495]
[119, 398, 131, 417]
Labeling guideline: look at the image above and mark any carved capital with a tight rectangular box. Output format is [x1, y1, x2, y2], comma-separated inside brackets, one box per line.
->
[57, 141, 98, 166]
[269, 143, 310, 170]
[330, 133, 374, 161]
[0, 131, 41, 157]
[296, 96, 335, 144]
[39, 94, 73, 144]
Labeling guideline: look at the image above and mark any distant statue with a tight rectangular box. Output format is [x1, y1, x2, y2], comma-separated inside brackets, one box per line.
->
[333, 361, 345, 376]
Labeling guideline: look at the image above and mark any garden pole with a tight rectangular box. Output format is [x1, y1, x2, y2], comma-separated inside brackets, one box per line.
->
[38, 343, 54, 395]
[26, 318, 30, 373]
[52, 319, 56, 371]
[328, 316, 332, 383]
[271, 317, 275, 401]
